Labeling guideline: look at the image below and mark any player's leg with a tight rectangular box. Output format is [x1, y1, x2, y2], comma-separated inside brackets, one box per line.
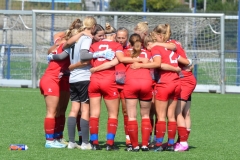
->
[125, 98, 139, 151]
[104, 98, 120, 151]
[89, 96, 102, 150]
[139, 100, 152, 151]
[183, 100, 191, 141]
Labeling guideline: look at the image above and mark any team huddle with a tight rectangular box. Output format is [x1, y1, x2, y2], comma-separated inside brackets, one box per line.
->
[39, 16, 197, 152]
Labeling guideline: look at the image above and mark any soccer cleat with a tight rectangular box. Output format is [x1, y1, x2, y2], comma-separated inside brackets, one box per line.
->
[45, 140, 67, 148]
[124, 145, 132, 151]
[67, 142, 81, 149]
[152, 145, 163, 152]
[165, 145, 174, 151]
[174, 143, 189, 152]
[141, 145, 149, 151]
[132, 146, 140, 152]
[106, 144, 119, 151]
[80, 142, 92, 150]
[92, 144, 102, 150]
[57, 138, 69, 145]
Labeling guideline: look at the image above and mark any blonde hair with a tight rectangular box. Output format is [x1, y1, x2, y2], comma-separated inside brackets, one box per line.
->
[134, 21, 149, 34]
[105, 22, 116, 35]
[144, 33, 155, 48]
[129, 33, 142, 58]
[153, 24, 171, 42]
[79, 16, 97, 32]
[65, 28, 80, 40]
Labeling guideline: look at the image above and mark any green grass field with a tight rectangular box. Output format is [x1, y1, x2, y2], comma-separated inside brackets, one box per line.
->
[0, 87, 240, 160]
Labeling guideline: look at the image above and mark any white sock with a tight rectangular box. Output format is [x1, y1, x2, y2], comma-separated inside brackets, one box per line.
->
[180, 142, 188, 146]
[126, 135, 130, 140]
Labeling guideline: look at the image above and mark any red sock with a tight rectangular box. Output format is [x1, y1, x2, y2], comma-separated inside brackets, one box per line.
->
[141, 119, 151, 146]
[59, 115, 65, 139]
[186, 129, 191, 141]
[89, 117, 99, 145]
[178, 126, 188, 142]
[168, 121, 177, 145]
[106, 118, 118, 145]
[155, 121, 166, 146]
[44, 118, 55, 141]
[124, 115, 128, 135]
[128, 120, 138, 148]
[76, 114, 82, 141]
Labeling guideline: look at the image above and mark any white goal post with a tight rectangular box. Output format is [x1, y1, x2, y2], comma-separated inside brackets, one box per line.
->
[0, 10, 226, 93]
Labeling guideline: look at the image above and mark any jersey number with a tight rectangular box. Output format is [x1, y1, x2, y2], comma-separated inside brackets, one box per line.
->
[169, 51, 178, 64]
[98, 44, 109, 51]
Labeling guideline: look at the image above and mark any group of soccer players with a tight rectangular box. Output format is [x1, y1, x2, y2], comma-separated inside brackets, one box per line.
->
[39, 16, 196, 152]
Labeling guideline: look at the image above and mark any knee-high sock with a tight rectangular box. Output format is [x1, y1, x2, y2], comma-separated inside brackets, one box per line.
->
[76, 114, 82, 142]
[124, 115, 128, 135]
[178, 126, 188, 142]
[141, 118, 152, 146]
[90, 117, 99, 145]
[44, 118, 56, 141]
[155, 121, 166, 146]
[80, 118, 89, 144]
[128, 120, 138, 148]
[67, 117, 76, 143]
[106, 118, 118, 145]
[168, 121, 177, 145]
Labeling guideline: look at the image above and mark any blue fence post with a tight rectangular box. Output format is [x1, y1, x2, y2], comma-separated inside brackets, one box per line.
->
[193, 0, 198, 80]
[237, 0, 240, 85]
[7, 45, 10, 79]
[143, 0, 146, 20]
[5, 0, 8, 10]
[51, 0, 55, 46]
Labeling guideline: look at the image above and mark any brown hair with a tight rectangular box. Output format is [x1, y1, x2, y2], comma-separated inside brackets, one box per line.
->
[153, 24, 171, 42]
[64, 18, 83, 40]
[144, 33, 155, 48]
[105, 22, 116, 35]
[129, 33, 142, 58]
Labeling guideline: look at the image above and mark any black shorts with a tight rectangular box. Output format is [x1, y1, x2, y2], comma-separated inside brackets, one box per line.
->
[70, 81, 90, 102]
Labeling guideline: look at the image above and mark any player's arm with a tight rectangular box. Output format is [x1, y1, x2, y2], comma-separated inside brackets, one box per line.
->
[151, 42, 176, 51]
[90, 57, 119, 73]
[48, 51, 69, 61]
[131, 56, 161, 69]
[54, 31, 65, 41]
[161, 63, 181, 73]
[68, 61, 90, 71]
[63, 31, 92, 49]
[116, 51, 148, 64]
[178, 56, 192, 66]
[47, 44, 57, 55]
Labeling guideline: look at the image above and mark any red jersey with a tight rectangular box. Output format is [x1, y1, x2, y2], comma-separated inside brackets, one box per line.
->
[151, 45, 179, 83]
[44, 43, 70, 78]
[168, 39, 192, 77]
[124, 48, 152, 81]
[90, 39, 123, 79]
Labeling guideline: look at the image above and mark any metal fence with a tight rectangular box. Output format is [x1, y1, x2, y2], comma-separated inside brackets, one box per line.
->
[0, 10, 239, 94]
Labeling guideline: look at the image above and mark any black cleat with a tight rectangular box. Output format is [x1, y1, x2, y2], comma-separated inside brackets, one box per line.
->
[151, 145, 163, 152]
[141, 146, 149, 151]
[92, 144, 102, 150]
[165, 145, 174, 151]
[106, 144, 119, 151]
[124, 145, 132, 151]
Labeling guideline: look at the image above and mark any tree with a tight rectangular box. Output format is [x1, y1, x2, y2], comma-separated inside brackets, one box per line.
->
[109, 0, 180, 12]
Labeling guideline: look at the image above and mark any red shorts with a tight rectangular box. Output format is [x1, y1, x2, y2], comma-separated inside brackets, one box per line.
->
[88, 78, 118, 100]
[39, 75, 60, 97]
[180, 75, 197, 101]
[124, 79, 153, 100]
[118, 88, 125, 99]
[155, 80, 180, 101]
[60, 76, 70, 92]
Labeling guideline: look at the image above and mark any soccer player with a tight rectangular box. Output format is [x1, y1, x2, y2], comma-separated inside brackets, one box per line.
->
[115, 27, 130, 146]
[88, 23, 122, 151]
[39, 18, 83, 149]
[134, 22, 149, 44]
[123, 33, 153, 152]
